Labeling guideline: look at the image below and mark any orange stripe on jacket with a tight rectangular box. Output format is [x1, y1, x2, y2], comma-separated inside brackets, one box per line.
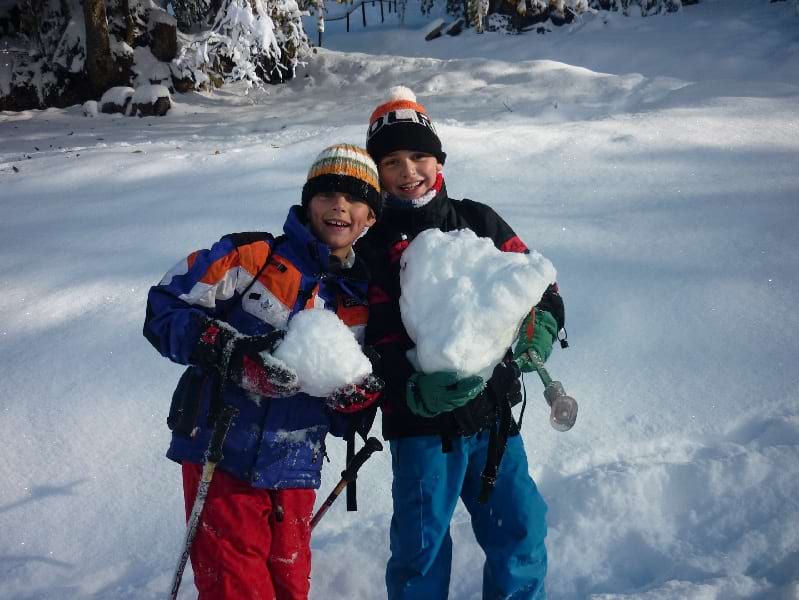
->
[259, 256, 303, 310]
[236, 241, 272, 282]
[198, 251, 240, 286]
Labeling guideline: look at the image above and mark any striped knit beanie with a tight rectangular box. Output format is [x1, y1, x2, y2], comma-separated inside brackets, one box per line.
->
[301, 144, 382, 217]
[366, 86, 446, 165]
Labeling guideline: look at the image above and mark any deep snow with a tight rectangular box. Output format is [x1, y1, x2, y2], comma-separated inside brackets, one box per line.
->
[1, 0, 798, 598]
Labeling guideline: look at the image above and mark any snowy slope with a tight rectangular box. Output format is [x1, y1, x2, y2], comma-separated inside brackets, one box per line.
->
[1, 0, 798, 598]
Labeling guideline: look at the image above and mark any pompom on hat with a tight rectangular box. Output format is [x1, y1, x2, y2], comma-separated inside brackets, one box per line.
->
[301, 144, 382, 217]
[366, 86, 446, 165]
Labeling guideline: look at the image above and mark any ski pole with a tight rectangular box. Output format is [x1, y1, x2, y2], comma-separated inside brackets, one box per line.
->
[517, 350, 578, 432]
[169, 403, 239, 600]
[310, 437, 383, 530]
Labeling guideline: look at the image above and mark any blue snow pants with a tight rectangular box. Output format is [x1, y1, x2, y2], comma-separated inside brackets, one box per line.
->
[385, 431, 548, 600]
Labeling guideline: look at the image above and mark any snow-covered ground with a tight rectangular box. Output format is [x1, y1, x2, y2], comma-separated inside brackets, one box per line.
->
[1, 0, 798, 598]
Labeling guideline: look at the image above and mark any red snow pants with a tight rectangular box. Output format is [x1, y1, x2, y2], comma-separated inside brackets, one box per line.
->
[182, 462, 316, 600]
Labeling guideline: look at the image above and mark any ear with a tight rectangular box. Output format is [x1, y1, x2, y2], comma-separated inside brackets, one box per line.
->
[366, 209, 377, 227]
[436, 162, 443, 172]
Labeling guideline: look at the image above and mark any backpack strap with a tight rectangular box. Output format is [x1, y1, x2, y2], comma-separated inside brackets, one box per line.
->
[207, 232, 285, 426]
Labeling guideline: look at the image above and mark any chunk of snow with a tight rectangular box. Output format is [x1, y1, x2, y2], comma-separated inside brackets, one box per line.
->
[132, 84, 171, 104]
[273, 308, 372, 397]
[100, 86, 134, 106]
[400, 229, 556, 378]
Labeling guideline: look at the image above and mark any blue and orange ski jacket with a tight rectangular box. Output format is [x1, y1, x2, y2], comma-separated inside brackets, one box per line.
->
[144, 206, 370, 489]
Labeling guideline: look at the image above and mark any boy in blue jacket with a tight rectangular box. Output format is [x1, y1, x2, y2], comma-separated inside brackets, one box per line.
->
[359, 87, 565, 600]
[144, 144, 383, 600]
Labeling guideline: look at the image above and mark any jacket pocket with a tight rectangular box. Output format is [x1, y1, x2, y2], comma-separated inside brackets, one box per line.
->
[167, 366, 205, 438]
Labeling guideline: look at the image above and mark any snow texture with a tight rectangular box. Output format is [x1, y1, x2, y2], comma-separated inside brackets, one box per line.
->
[132, 84, 171, 104]
[273, 308, 372, 397]
[1, 0, 798, 598]
[99, 86, 135, 106]
[400, 228, 556, 378]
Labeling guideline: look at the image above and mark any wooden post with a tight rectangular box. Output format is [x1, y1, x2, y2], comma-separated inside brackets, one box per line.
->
[380, 0, 384, 21]
[346, 11, 350, 31]
[361, 1, 366, 26]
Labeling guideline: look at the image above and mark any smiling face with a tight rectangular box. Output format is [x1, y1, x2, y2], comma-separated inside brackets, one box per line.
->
[378, 150, 443, 201]
[306, 192, 376, 259]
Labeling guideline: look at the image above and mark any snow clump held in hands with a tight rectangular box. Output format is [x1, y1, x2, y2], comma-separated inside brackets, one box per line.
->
[273, 308, 372, 397]
[400, 229, 556, 379]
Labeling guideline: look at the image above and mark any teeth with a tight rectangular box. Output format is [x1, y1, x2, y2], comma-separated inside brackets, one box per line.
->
[401, 181, 422, 190]
[325, 220, 349, 227]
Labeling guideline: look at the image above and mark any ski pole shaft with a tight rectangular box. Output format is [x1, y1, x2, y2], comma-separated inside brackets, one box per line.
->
[169, 404, 238, 600]
[518, 350, 578, 432]
[310, 437, 383, 530]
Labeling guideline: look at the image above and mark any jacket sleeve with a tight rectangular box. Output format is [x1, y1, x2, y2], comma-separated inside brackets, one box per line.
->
[143, 236, 247, 366]
[460, 199, 530, 254]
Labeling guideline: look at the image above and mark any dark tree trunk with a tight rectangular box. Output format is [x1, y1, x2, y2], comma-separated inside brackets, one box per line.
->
[119, 0, 135, 46]
[82, 0, 116, 93]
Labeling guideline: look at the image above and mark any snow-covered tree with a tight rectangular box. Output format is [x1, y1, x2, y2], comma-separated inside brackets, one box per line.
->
[170, 0, 211, 31]
[1, 0, 308, 110]
[174, 0, 309, 87]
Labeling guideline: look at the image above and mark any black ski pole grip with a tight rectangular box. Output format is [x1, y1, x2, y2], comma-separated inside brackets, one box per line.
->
[205, 404, 238, 464]
[341, 437, 383, 482]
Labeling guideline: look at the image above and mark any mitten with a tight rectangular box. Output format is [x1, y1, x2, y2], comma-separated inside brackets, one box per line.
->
[191, 316, 300, 398]
[513, 308, 558, 372]
[406, 371, 485, 418]
[327, 374, 384, 413]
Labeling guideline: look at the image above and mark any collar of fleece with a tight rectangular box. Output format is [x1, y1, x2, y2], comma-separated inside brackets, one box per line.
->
[384, 172, 444, 210]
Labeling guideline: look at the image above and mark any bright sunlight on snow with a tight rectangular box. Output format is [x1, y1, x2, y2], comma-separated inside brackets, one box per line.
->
[1, 0, 798, 598]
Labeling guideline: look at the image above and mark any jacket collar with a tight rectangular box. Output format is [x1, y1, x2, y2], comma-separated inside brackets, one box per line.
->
[283, 205, 334, 274]
[379, 183, 456, 237]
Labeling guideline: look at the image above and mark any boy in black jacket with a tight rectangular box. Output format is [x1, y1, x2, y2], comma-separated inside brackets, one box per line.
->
[359, 87, 565, 600]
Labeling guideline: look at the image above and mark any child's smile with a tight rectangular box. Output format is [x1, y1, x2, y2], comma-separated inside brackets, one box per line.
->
[323, 218, 352, 229]
[378, 150, 442, 201]
[307, 192, 376, 259]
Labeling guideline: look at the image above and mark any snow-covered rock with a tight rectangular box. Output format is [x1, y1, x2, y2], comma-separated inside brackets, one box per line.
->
[99, 86, 135, 114]
[131, 84, 172, 117]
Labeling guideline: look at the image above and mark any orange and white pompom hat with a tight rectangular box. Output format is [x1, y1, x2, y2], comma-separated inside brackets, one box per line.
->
[366, 86, 446, 165]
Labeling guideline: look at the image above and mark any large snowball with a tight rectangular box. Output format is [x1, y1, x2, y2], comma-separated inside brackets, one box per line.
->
[273, 308, 372, 397]
[400, 229, 557, 379]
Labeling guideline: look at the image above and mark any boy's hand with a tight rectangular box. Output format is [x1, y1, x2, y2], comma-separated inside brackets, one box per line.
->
[513, 308, 559, 372]
[406, 372, 485, 418]
[327, 374, 384, 413]
[191, 316, 300, 397]
[229, 338, 300, 398]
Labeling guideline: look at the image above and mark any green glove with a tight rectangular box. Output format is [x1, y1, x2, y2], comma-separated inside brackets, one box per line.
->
[406, 371, 486, 418]
[513, 309, 559, 372]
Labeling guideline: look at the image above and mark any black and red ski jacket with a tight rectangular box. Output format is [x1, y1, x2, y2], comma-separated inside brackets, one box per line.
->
[357, 185, 565, 440]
